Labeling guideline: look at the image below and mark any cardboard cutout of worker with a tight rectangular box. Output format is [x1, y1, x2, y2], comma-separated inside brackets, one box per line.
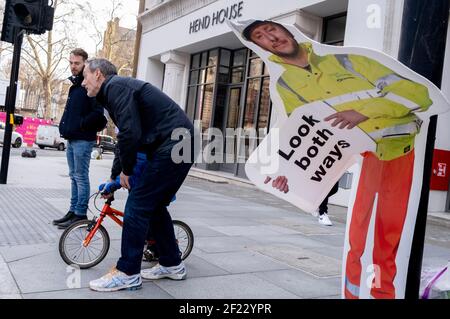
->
[228, 19, 450, 299]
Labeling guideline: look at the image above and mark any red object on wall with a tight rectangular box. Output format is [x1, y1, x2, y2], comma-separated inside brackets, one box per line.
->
[430, 149, 450, 191]
[0, 112, 53, 147]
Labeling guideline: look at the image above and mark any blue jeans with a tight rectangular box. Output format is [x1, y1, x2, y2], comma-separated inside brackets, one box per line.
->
[116, 149, 193, 275]
[66, 140, 95, 217]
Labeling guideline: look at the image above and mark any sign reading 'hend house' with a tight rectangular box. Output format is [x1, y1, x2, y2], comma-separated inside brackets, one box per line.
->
[189, 1, 243, 34]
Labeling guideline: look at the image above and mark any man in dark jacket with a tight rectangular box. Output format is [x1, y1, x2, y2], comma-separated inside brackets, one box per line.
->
[52, 49, 107, 229]
[82, 58, 194, 292]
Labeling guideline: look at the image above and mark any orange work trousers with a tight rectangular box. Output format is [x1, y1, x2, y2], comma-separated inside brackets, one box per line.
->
[344, 151, 415, 299]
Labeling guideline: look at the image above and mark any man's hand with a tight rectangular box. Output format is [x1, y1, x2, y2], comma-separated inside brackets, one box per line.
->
[264, 176, 289, 194]
[98, 178, 114, 199]
[120, 172, 131, 190]
[324, 110, 369, 129]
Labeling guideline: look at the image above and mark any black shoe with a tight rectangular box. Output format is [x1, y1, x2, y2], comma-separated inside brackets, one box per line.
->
[52, 211, 75, 225]
[57, 215, 87, 229]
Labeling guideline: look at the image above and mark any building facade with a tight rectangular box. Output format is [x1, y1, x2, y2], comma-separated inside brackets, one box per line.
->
[136, 0, 450, 212]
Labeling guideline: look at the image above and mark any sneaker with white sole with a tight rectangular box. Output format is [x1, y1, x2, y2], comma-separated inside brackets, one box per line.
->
[141, 262, 187, 280]
[89, 268, 142, 292]
[318, 213, 333, 226]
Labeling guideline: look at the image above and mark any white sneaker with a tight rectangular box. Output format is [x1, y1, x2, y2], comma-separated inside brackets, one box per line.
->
[89, 268, 142, 292]
[141, 262, 187, 280]
[318, 213, 333, 226]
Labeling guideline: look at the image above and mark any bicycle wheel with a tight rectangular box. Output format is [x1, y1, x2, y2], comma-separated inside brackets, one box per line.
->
[59, 220, 110, 269]
[173, 220, 194, 260]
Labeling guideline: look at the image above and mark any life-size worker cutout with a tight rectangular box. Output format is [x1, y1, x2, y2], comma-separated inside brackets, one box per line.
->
[228, 19, 450, 299]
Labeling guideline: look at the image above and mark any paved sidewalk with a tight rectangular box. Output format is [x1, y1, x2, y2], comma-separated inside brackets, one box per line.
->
[0, 153, 449, 299]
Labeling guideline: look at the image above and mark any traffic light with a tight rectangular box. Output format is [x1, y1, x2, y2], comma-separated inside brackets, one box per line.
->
[12, 114, 24, 125]
[1, 0, 54, 43]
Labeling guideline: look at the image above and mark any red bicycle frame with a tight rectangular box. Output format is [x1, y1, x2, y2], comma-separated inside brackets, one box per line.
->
[83, 200, 123, 247]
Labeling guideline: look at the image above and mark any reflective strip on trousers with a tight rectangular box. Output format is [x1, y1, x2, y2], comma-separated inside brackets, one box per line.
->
[345, 277, 360, 297]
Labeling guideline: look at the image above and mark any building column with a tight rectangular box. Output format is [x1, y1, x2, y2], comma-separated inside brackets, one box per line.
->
[160, 51, 188, 107]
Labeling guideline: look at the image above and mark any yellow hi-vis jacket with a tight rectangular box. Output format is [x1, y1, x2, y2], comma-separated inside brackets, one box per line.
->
[270, 43, 433, 161]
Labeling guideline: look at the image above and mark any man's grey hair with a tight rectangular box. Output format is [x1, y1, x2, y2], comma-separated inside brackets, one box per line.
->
[85, 58, 118, 76]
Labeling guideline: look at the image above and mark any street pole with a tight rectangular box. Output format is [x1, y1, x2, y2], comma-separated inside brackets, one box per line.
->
[397, 0, 450, 299]
[0, 27, 24, 184]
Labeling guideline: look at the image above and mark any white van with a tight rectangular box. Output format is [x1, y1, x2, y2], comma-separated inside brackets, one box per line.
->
[35, 125, 67, 151]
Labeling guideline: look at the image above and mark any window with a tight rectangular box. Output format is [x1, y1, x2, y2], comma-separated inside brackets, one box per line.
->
[185, 48, 273, 173]
[322, 13, 347, 46]
[243, 52, 272, 132]
[186, 49, 221, 132]
[239, 50, 272, 164]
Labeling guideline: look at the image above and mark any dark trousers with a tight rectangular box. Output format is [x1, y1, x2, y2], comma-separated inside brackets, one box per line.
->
[116, 149, 193, 275]
[318, 182, 339, 215]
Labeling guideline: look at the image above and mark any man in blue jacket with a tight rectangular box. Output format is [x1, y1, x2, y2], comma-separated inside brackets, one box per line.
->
[82, 58, 195, 292]
[53, 48, 107, 229]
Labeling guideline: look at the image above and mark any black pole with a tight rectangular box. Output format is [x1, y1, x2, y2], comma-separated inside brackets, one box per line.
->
[398, 0, 450, 299]
[0, 28, 24, 184]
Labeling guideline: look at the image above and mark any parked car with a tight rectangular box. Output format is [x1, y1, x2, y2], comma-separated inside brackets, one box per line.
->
[35, 124, 67, 151]
[0, 121, 23, 148]
[96, 134, 116, 153]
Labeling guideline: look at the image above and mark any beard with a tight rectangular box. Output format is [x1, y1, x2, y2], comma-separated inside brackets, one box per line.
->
[273, 39, 300, 59]
[71, 66, 85, 77]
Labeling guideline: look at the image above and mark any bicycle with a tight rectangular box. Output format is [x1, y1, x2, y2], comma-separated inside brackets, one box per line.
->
[58, 189, 194, 269]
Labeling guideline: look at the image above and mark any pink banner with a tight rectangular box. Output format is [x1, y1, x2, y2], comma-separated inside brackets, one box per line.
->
[0, 112, 53, 147]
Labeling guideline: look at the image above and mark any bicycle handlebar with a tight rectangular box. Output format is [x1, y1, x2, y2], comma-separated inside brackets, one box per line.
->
[99, 180, 121, 196]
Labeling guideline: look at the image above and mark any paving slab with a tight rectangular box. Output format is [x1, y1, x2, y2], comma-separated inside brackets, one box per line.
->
[22, 284, 173, 299]
[0, 254, 21, 298]
[253, 244, 341, 278]
[195, 251, 291, 274]
[253, 269, 341, 298]
[153, 273, 298, 299]
[194, 236, 260, 254]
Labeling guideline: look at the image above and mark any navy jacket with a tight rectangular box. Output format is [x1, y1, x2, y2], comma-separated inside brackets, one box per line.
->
[96, 75, 194, 176]
[59, 75, 107, 141]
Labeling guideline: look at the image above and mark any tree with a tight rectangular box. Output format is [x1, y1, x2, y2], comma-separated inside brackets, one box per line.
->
[20, 0, 78, 119]
[80, 0, 137, 76]
[0, 2, 13, 67]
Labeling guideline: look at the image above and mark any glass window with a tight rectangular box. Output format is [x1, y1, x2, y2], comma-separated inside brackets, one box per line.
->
[231, 66, 244, 83]
[249, 58, 263, 77]
[205, 66, 217, 83]
[323, 14, 347, 46]
[233, 49, 246, 66]
[227, 88, 242, 129]
[208, 49, 218, 66]
[201, 84, 214, 132]
[244, 79, 261, 129]
[189, 70, 199, 85]
[257, 77, 271, 130]
[186, 87, 197, 120]
[213, 85, 227, 128]
[200, 51, 208, 67]
[218, 67, 229, 83]
[186, 49, 222, 130]
[263, 63, 269, 76]
[199, 68, 207, 84]
[191, 54, 200, 69]
[220, 49, 231, 67]
[195, 85, 205, 121]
